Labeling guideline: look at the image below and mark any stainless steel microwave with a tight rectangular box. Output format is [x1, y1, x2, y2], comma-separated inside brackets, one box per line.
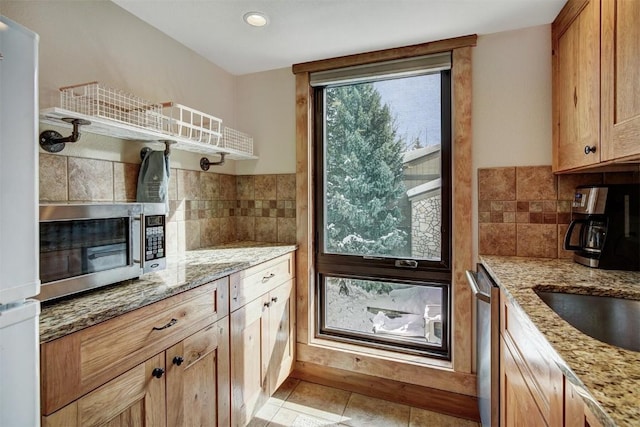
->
[38, 203, 167, 301]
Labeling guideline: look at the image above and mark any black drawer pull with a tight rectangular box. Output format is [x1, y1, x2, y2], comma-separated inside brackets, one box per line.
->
[262, 272, 276, 282]
[271, 296, 278, 303]
[152, 318, 177, 331]
[173, 356, 184, 366]
[152, 367, 165, 379]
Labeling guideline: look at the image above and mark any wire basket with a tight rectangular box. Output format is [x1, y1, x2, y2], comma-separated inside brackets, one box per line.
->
[59, 82, 164, 131]
[161, 102, 222, 145]
[221, 127, 253, 155]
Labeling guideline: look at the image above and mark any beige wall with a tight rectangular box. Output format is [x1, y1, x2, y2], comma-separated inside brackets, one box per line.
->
[236, 68, 296, 175]
[472, 25, 553, 261]
[2, 0, 238, 174]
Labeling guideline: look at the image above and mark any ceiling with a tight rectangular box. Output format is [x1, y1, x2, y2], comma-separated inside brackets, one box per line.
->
[112, 0, 567, 76]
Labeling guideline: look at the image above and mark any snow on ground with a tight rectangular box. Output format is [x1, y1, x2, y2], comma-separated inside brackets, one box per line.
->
[325, 280, 442, 344]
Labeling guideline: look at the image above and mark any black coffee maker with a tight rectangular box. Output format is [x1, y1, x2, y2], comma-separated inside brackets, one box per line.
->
[564, 184, 640, 271]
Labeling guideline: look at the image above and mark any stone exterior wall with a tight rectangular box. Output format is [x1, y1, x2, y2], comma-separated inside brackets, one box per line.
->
[411, 194, 441, 260]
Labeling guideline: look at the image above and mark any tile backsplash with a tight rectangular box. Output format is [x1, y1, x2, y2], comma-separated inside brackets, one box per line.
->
[39, 153, 296, 256]
[478, 165, 639, 258]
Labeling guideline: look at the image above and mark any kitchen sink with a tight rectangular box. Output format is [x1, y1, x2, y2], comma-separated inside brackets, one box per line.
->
[535, 290, 640, 352]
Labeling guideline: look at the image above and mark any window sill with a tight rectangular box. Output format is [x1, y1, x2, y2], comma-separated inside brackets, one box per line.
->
[307, 337, 453, 371]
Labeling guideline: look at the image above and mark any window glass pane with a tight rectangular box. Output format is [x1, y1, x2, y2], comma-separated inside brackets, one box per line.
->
[323, 73, 442, 260]
[322, 276, 444, 348]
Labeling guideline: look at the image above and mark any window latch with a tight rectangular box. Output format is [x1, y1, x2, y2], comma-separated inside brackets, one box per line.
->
[395, 259, 418, 268]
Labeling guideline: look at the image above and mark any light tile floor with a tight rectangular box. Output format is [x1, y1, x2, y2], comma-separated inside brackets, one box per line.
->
[249, 378, 480, 427]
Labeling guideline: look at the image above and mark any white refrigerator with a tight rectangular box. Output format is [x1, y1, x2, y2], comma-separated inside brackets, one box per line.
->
[0, 15, 41, 427]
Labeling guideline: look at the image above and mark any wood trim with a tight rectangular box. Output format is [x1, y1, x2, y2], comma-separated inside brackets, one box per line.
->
[452, 46, 473, 374]
[296, 342, 476, 396]
[292, 361, 479, 422]
[292, 35, 477, 74]
[552, 0, 590, 37]
[295, 71, 313, 345]
[293, 39, 476, 401]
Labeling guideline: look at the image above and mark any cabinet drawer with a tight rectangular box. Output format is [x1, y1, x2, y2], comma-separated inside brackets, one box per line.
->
[500, 293, 563, 426]
[41, 277, 229, 415]
[230, 253, 295, 311]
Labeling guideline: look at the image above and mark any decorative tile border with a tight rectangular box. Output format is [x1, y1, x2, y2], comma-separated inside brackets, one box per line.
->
[478, 166, 638, 258]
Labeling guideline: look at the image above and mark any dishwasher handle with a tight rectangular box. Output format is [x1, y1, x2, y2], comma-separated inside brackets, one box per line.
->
[466, 270, 490, 303]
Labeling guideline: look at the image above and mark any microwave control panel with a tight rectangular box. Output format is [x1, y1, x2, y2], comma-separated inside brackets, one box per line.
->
[145, 215, 165, 261]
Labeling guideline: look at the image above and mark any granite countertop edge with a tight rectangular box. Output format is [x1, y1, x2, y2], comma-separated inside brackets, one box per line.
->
[480, 255, 640, 427]
[40, 242, 297, 343]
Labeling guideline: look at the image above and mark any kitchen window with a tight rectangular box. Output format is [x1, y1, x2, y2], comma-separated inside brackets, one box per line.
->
[312, 53, 453, 359]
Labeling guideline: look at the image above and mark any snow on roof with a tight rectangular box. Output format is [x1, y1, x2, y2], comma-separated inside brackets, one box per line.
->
[403, 144, 441, 164]
[406, 178, 441, 201]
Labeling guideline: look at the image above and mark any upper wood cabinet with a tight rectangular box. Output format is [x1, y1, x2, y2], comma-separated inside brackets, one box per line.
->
[552, 0, 640, 172]
[600, 0, 640, 161]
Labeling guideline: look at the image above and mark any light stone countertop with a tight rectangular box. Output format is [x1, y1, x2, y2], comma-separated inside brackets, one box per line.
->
[480, 256, 640, 427]
[40, 242, 297, 343]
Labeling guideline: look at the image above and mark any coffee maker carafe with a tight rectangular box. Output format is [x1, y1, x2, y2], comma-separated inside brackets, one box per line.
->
[564, 184, 639, 270]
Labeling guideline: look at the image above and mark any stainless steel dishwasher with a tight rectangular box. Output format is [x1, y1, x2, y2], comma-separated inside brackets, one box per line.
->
[466, 264, 500, 427]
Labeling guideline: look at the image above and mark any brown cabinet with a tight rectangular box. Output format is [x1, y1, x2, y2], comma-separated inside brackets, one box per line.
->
[499, 291, 563, 427]
[40, 278, 230, 427]
[230, 253, 296, 427]
[552, 0, 640, 172]
[499, 290, 610, 427]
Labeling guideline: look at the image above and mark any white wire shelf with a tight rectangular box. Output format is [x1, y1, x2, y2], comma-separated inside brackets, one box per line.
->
[39, 107, 258, 160]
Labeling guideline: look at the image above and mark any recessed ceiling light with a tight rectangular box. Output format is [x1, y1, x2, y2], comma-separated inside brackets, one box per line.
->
[243, 11, 268, 27]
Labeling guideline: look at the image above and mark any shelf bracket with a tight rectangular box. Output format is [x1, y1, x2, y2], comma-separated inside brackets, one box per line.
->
[140, 140, 175, 161]
[39, 118, 91, 153]
[200, 153, 227, 171]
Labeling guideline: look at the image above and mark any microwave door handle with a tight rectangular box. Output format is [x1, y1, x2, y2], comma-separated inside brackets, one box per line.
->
[563, 219, 587, 250]
[131, 216, 142, 266]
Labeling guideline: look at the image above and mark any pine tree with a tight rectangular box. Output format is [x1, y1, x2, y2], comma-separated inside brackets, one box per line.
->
[325, 83, 407, 256]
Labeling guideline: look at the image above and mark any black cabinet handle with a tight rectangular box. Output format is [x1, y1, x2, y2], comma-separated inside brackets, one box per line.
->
[173, 356, 184, 366]
[263, 302, 271, 309]
[584, 145, 597, 155]
[271, 296, 278, 303]
[152, 367, 165, 379]
[152, 318, 177, 331]
[262, 272, 275, 282]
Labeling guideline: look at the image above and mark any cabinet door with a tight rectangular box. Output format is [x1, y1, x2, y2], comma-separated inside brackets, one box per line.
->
[166, 319, 231, 427]
[266, 279, 295, 394]
[601, 0, 640, 161]
[500, 338, 547, 427]
[565, 379, 586, 427]
[552, 0, 601, 171]
[231, 294, 270, 427]
[43, 354, 166, 427]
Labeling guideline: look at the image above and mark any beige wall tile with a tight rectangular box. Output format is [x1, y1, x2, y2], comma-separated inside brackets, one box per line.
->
[478, 167, 516, 201]
[277, 174, 296, 200]
[219, 217, 237, 243]
[478, 223, 516, 255]
[113, 162, 139, 202]
[183, 219, 201, 250]
[177, 169, 201, 201]
[277, 218, 297, 243]
[219, 174, 237, 200]
[168, 168, 178, 200]
[516, 224, 557, 258]
[165, 221, 178, 257]
[236, 216, 255, 241]
[255, 217, 277, 242]
[200, 172, 220, 201]
[516, 166, 556, 200]
[237, 175, 255, 200]
[39, 154, 68, 202]
[68, 157, 113, 201]
[200, 217, 220, 247]
[255, 175, 277, 200]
